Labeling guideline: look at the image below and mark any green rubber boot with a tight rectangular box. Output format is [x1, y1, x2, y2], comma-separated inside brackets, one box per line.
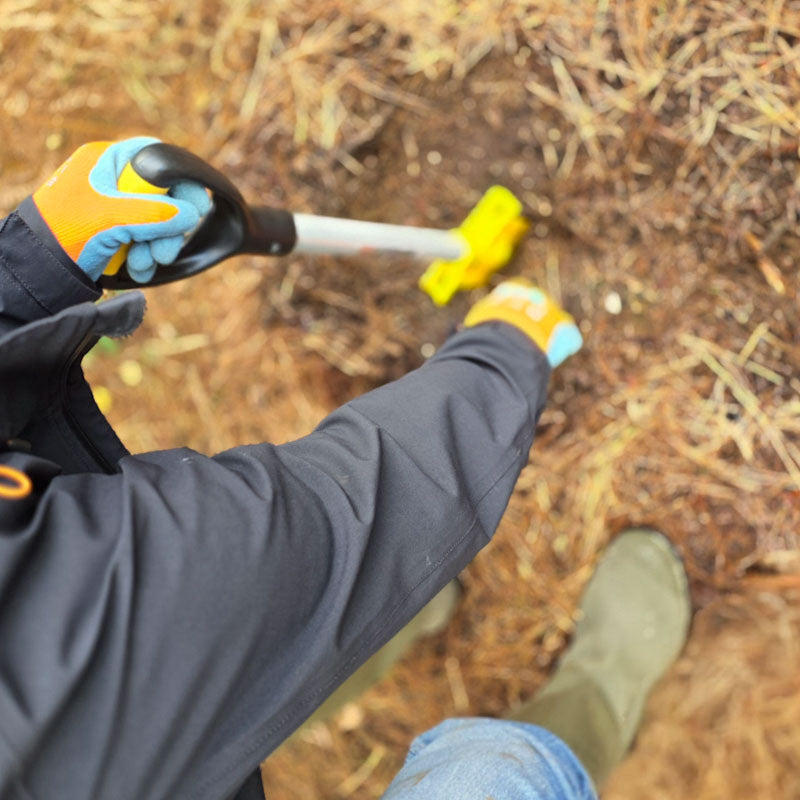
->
[507, 529, 691, 789]
[296, 580, 461, 732]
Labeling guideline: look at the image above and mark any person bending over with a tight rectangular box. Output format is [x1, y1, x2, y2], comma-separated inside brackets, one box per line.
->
[0, 139, 687, 800]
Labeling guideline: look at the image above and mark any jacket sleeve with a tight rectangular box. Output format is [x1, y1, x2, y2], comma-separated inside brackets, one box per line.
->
[0, 199, 101, 337]
[0, 320, 551, 800]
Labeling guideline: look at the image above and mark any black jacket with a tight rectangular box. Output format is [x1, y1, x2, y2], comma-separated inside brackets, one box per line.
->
[0, 199, 551, 799]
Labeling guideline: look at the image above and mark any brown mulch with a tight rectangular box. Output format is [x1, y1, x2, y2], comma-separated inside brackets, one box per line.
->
[2, 1, 799, 797]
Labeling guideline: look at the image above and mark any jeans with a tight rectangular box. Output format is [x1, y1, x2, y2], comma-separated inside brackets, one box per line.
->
[380, 718, 597, 800]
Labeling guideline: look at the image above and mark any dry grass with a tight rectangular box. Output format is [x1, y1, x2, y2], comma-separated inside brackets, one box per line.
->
[2, 0, 800, 797]
[606, 589, 800, 800]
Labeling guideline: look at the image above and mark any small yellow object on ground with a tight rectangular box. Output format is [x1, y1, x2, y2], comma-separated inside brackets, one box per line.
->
[419, 185, 529, 306]
[92, 385, 113, 414]
[118, 359, 143, 387]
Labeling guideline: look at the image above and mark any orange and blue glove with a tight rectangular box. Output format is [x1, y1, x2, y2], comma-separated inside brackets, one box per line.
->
[464, 279, 582, 367]
[31, 137, 211, 283]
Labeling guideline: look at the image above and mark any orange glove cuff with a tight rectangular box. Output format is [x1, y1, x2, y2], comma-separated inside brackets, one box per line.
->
[464, 280, 582, 367]
[33, 142, 177, 263]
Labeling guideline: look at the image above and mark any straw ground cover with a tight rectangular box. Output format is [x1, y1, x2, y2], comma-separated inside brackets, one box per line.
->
[2, 0, 799, 797]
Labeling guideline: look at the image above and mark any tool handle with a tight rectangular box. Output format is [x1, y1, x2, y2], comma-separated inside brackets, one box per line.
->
[103, 163, 170, 277]
[99, 143, 297, 289]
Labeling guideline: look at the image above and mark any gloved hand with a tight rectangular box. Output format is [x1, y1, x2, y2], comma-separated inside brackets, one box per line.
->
[31, 137, 211, 283]
[464, 279, 582, 367]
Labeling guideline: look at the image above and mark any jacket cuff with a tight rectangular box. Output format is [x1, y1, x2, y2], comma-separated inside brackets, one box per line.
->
[6, 196, 101, 317]
[431, 320, 552, 422]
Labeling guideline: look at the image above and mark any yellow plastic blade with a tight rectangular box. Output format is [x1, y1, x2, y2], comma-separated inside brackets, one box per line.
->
[419, 185, 529, 306]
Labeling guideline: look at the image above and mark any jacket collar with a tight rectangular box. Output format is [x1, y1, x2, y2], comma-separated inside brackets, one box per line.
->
[0, 291, 145, 458]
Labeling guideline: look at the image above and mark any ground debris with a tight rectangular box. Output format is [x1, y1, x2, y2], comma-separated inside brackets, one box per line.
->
[5, 1, 800, 798]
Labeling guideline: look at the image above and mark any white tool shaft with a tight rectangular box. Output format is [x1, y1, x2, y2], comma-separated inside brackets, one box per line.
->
[293, 213, 467, 261]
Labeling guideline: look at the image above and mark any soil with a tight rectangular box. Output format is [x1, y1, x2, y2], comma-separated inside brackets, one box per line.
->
[3, 8, 799, 796]
[246, 54, 800, 798]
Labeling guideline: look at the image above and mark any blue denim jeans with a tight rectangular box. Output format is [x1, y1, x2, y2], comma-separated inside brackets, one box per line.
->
[380, 718, 597, 800]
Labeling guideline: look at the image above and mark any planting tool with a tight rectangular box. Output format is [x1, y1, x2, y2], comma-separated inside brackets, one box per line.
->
[100, 143, 529, 304]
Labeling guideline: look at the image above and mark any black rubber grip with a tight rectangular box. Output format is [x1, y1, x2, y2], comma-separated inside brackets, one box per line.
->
[100, 143, 297, 289]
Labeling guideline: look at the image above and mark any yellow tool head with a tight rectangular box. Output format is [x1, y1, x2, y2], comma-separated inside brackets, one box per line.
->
[419, 185, 529, 306]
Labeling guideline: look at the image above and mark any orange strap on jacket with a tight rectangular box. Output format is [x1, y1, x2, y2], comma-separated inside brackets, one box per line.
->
[0, 465, 33, 500]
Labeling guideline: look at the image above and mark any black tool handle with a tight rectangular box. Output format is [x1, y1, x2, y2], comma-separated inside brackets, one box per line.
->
[99, 144, 297, 289]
